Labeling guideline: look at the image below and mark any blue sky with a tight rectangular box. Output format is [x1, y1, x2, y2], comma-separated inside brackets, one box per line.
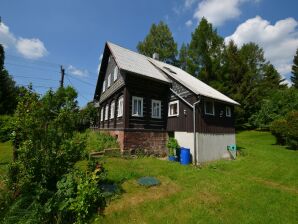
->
[1, 0, 297, 107]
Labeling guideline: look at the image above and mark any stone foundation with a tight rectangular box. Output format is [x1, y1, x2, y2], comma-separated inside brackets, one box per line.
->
[99, 130, 168, 156]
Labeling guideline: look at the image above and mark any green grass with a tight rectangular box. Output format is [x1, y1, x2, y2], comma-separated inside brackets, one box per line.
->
[82, 130, 119, 152]
[92, 131, 298, 224]
[1, 132, 297, 223]
[0, 141, 12, 177]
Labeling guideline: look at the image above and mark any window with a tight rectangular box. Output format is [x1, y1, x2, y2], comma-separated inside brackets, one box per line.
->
[151, 100, 161, 119]
[104, 105, 109, 120]
[102, 80, 106, 92]
[100, 108, 104, 121]
[226, 106, 231, 117]
[204, 100, 215, 115]
[110, 101, 115, 119]
[118, 96, 124, 117]
[132, 96, 143, 117]
[113, 66, 118, 82]
[168, 100, 179, 117]
[107, 74, 111, 87]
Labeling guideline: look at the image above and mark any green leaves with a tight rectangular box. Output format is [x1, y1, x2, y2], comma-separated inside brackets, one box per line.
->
[137, 21, 178, 64]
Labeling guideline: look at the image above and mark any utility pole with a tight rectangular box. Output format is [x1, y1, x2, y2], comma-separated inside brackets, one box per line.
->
[60, 65, 65, 88]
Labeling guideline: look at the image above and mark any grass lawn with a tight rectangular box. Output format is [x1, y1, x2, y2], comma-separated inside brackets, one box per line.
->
[93, 131, 298, 224]
[0, 132, 297, 223]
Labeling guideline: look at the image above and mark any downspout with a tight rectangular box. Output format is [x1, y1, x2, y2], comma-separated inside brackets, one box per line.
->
[193, 98, 200, 165]
[170, 88, 201, 165]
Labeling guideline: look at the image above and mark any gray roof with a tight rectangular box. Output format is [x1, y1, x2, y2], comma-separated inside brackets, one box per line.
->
[107, 42, 239, 105]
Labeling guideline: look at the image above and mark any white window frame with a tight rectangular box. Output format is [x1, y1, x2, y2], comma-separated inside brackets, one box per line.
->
[113, 66, 118, 82]
[168, 100, 179, 117]
[104, 105, 109, 121]
[204, 100, 215, 116]
[132, 96, 143, 117]
[117, 96, 124, 117]
[226, 106, 231, 117]
[151, 99, 161, 119]
[102, 80, 106, 92]
[100, 108, 104, 121]
[107, 74, 111, 88]
[110, 101, 115, 119]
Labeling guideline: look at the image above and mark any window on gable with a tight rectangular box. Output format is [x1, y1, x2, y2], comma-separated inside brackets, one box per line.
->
[151, 100, 161, 119]
[113, 66, 118, 82]
[110, 101, 115, 119]
[226, 106, 231, 117]
[105, 105, 109, 120]
[102, 81, 106, 92]
[107, 74, 111, 87]
[132, 96, 143, 117]
[204, 100, 215, 115]
[168, 100, 179, 117]
[117, 95, 124, 117]
[100, 108, 104, 121]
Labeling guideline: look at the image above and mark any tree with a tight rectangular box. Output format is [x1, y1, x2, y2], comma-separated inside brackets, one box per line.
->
[0, 44, 18, 115]
[137, 21, 178, 64]
[178, 43, 189, 71]
[291, 48, 298, 88]
[261, 63, 286, 90]
[187, 17, 224, 83]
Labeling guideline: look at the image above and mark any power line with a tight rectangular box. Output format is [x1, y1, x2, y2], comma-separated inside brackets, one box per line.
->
[65, 73, 95, 86]
[5, 62, 60, 73]
[65, 75, 91, 101]
[6, 54, 60, 67]
[12, 75, 59, 81]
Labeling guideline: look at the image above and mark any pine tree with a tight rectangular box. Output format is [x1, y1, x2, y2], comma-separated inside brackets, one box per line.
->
[187, 17, 224, 83]
[178, 43, 189, 70]
[291, 48, 298, 88]
[137, 21, 178, 64]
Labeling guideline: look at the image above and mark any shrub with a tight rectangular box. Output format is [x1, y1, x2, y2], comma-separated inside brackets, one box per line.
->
[166, 137, 179, 156]
[270, 111, 298, 150]
[0, 115, 13, 142]
[45, 168, 106, 224]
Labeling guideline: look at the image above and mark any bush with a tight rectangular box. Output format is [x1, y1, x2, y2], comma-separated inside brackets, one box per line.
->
[0, 115, 13, 142]
[45, 168, 106, 224]
[270, 111, 298, 150]
[166, 137, 179, 156]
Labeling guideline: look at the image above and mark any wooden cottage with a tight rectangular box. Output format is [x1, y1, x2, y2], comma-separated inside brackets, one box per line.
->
[93, 42, 239, 163]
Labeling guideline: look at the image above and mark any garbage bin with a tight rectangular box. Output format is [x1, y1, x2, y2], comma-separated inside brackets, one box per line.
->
[180, 147, 190, 165]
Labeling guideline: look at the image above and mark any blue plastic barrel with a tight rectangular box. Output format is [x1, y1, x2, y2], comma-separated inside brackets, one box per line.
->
[180, 147, 190, 165]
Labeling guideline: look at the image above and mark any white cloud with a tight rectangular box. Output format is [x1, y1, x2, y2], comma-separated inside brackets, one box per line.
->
[97, 53, 103, 73]
[185, 20, 193, 27]
[225, 16, 298, 80]
[193, 0, 260, 27]
[0, 22, 16, 48]
[16, 38, 48, 59]
[184, 0, 198, 8]
[67, 65, 89, 77]
[0, 22, 48, 59]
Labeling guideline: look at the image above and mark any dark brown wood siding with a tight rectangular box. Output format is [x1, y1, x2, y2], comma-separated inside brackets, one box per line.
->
[125, 72, 170, 130]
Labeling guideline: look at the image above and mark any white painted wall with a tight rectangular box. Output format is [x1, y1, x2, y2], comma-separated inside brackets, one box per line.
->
[174, 132, 236, 163]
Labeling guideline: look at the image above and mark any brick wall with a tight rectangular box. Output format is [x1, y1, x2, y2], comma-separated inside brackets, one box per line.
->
[100, 130, 168, 156]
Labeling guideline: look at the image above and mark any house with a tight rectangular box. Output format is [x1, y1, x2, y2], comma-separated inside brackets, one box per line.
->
[93, 42, 239, 164]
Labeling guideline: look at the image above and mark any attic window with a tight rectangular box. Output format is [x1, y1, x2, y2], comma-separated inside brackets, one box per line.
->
[163, 67, 177, 74]
[168, 100, 179, 117]
[226, 106, 231, 117]
[102, 81, 106, 92]
[113, 66, 118, 82]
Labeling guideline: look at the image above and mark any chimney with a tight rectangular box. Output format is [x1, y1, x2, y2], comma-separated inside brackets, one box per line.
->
[152, 52, 159, 60]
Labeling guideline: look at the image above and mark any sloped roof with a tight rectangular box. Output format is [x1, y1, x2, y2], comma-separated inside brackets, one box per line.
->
[148, 59, 240, 105]
[107, 42, 170, 83]
[106, 42, 239, 105]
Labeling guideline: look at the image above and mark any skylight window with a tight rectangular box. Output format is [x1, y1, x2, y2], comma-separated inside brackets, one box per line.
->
[163, 67, 177, 74]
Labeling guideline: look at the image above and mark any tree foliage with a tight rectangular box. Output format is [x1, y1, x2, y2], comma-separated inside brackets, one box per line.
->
[137, 21, 178, 64]
[0, 44, 18, 115]
[291, 48, 298, 88]
[187, 17, 224, 83]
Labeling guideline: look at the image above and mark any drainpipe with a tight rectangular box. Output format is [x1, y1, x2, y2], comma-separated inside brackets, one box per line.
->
[170, 88, 201, 165]
[193, 98, 200, 165]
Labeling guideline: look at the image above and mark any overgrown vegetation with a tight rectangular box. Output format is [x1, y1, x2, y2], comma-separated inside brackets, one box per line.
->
[1, 87, 107, 223]
[83, 129, 119, 152]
